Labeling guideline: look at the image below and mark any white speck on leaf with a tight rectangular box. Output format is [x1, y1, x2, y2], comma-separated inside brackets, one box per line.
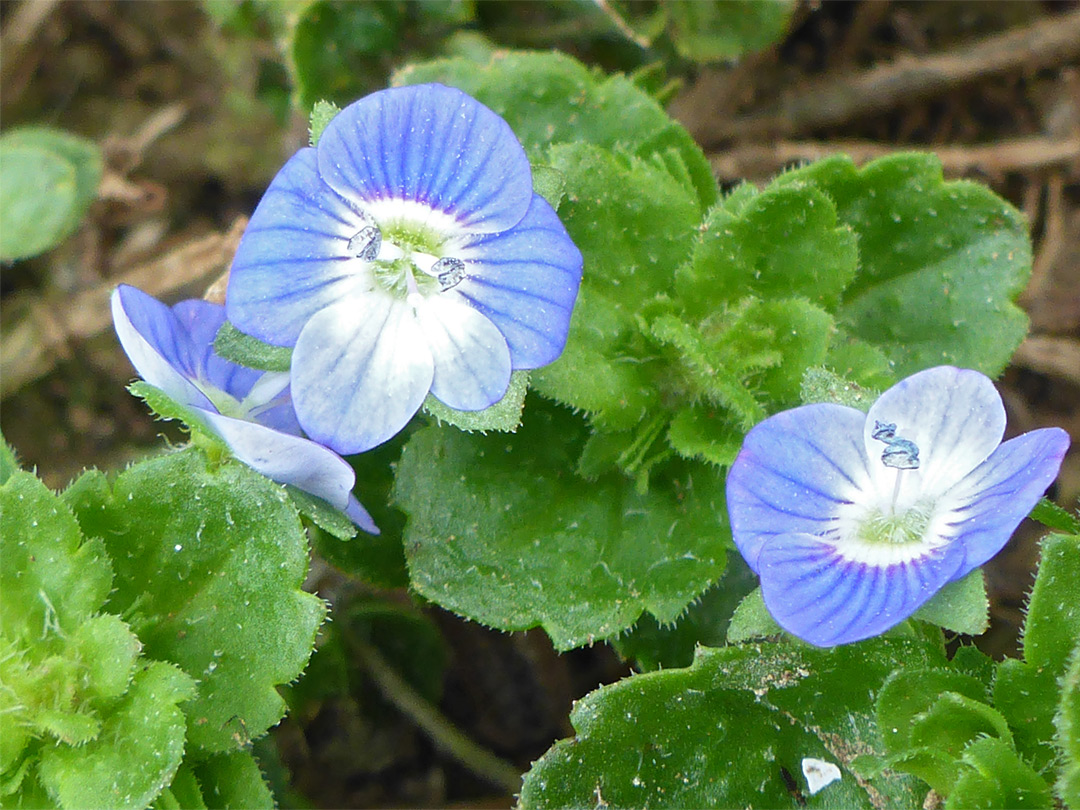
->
[801, 757, 841, 795]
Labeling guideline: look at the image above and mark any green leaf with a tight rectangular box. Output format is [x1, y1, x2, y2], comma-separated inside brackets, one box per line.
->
[1029, 497, 1080, 534]
[422, 370, 530, 433]
[994, 658, 1060, 773]
[911, 569, 989, 636]
[531, 143, 702, 429]
[0, 127, 102, 261]
[0, 472, 144, 771]
[1056, 642, 1080, 808]
[37, 661, 196, 810]
[877, 668, 991, 756]
[308, 99, 340, 146]
[212, 322, 293, 373]
[726, 587, 782, 643]
[678, 182, 858, 316]
[285, 484, 357, 541]
[799, 366, 880, 411]
[613, 559, 757, 671]
[62, 447, 327, 755]
[0, 432, 21, 484]
[775, 154, 1031, 377]
[520, 638, 942, 809]
[945, 736, 1052, 810]
[394, 50, 717, 209]
[192, 751, 274, 810]
[394, 399, 728, 651]
[290, 1, 402, 112]
[313, 430, 410, 588]
[530, 165, 565, 211]
[665, 1, 795, 62]
[1023, 533, 1080, 675]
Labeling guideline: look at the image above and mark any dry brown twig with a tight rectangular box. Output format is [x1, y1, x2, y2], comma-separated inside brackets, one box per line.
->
[693, 8, 1080, 146]
[0, 217, 247, 400]
[709, 135, 1080, 181]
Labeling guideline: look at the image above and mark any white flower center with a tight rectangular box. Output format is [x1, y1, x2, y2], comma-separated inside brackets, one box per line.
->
[347, 199, 469, 302]
[827, 424, 955, 566]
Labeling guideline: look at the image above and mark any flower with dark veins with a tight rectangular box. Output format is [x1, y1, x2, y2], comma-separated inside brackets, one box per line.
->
[225, 83, 583, 454]
[726, 365, 1069, 647]
[111, 284, 378, 534]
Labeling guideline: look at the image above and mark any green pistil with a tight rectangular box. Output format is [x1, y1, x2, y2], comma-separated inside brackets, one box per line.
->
[856, 501, 934, 546]
[372, 258, 440, 298]
[382, 219, 445, 256]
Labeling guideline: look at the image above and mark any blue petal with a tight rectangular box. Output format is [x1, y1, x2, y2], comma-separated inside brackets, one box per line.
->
[943, 427, 1070, 577]
[726, 403, 871, 573]
[171, 299, 263, 402]
[111, 285, 214, 410]
[317, 84, 533, 234]
[456, 193, 583, 369]
[291, 294, 434, 454]
[199, 410, 378, 533]
[865, 366, 1005, 498]
[226, 148, 373, 346]
[415, 295, 511, 411]
[758, 533, 964, 646]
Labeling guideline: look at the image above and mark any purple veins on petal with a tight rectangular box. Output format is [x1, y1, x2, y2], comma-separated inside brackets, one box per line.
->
[317, 84, 533, 233]
[728, 364, 1069, 647]
[226, 148, 374, 347]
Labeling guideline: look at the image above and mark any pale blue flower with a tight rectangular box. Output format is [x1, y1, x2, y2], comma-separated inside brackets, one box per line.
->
[111, 284, 377, 533]
[226, 83, 583, 454]
[727, 366, 1069, 647]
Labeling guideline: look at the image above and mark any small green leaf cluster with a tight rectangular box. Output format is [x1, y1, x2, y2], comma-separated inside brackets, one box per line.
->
[516, 532, 1080, 809]
[608, 0, 797, 63]
[383, 50, 1031, 652]
[0, 127, 102, 261]
[0, 441, 325, 808]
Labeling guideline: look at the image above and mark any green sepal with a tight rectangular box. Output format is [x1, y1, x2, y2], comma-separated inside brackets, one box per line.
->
[285, 484, 357, 541]
[422, 370, 530, 434]
[212, 322, 293, 373]
[911, 569, 989, 636]
[127, 381, 224, 449]
[531, 165, 565, 210]
[308, 99, 341, 146]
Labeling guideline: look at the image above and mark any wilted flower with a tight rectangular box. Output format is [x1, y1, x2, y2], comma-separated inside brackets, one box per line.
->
[225, 83, 583, 454]
[726, 365, 1069, 647]
[111, 284, 377, 533]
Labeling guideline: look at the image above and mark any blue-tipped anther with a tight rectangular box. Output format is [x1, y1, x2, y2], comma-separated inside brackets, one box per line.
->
[872, 420, 920, 469]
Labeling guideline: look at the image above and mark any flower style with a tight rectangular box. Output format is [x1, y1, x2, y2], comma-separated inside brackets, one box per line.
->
[111, 284, 378, 534]
[726, 366, 1070, 647]
[225, 83, 583, 454]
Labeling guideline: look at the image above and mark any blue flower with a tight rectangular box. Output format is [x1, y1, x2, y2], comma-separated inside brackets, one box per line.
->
[225, 83, 583, 454]
[111, 284, 378, 534]
[726, 366, 1070, 647]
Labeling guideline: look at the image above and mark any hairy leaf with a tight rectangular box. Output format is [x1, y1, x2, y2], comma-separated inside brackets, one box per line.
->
[61, 448, 326, 754]
[394, 399, 728, 651]
[520, 638, 941, 808]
